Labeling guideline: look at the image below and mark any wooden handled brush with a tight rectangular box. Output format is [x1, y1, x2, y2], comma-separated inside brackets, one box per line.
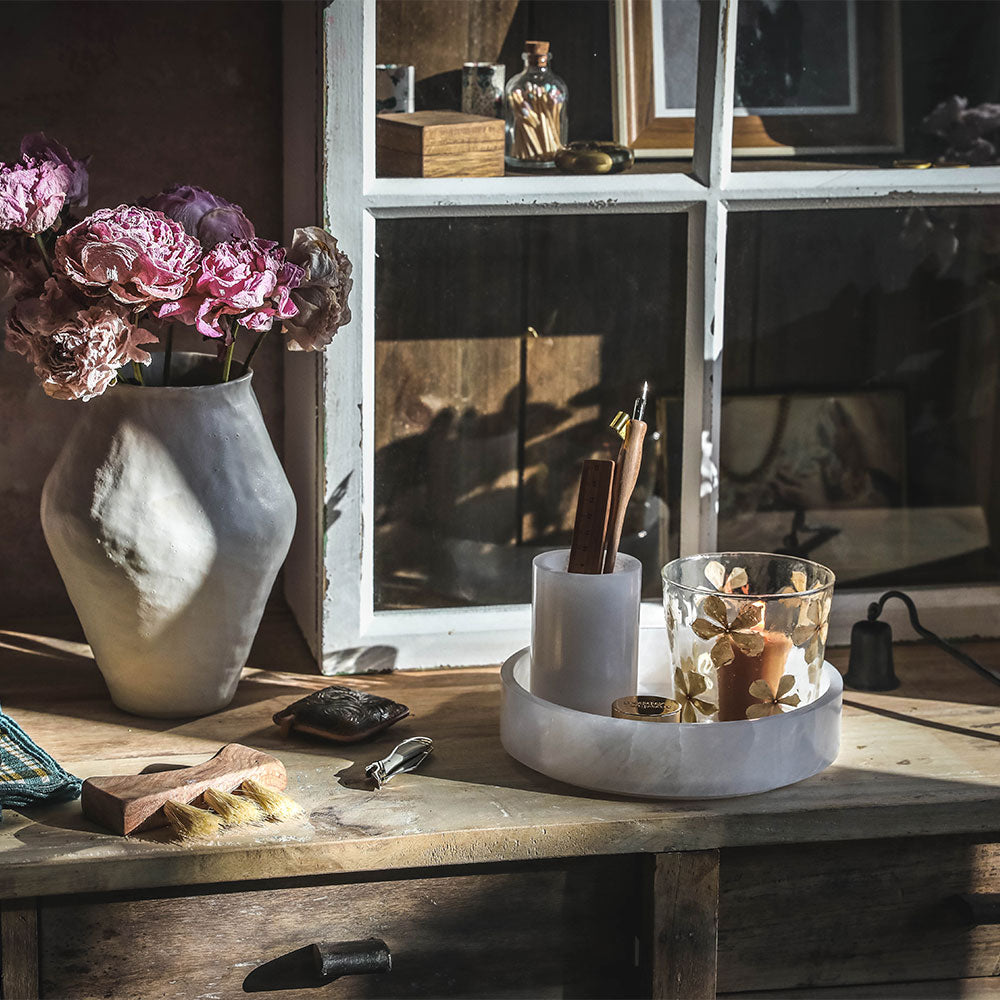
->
[603, 417, 647, 574]
[81, 743, 288, 836]
[603, 382, 649, 574]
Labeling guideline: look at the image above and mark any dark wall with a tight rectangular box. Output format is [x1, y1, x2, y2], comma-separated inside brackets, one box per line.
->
[0, 1, 284, 618]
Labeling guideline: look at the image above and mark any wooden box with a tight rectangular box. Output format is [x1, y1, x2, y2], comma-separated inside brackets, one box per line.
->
[376, 111, 505, 178]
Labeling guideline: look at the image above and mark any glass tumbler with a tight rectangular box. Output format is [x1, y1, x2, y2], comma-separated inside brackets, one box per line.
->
[662, 552, 835, 722]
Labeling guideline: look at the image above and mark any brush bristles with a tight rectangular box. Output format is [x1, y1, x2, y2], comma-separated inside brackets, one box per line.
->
[163, 799, 221, 839]
[203, 787, 263, 826]
[240, 778, 302, 821]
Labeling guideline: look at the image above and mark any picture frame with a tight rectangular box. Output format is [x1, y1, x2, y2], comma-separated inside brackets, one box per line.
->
[612, 0, 903, 158]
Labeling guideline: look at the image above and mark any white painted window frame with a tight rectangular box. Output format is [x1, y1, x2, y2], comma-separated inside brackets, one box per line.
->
[283, 0, 1000, 673]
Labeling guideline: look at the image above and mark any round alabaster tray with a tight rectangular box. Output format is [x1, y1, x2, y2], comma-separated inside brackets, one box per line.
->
[500, 644, 842, 799]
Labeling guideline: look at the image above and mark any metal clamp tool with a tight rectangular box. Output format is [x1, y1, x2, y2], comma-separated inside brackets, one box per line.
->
[365, 737, 433, 788]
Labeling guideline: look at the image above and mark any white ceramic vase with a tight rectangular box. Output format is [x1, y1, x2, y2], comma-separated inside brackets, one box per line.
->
[41, 353, 296, 718]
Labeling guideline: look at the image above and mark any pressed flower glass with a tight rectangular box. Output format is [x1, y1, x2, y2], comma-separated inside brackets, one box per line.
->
[662, 552, 835, 722]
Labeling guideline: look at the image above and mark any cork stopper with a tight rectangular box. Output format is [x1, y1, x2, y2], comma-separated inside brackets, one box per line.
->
[524, 40, 550, 66]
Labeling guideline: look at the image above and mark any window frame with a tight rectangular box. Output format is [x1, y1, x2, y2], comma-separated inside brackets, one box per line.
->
[283, 0, 1000, 672]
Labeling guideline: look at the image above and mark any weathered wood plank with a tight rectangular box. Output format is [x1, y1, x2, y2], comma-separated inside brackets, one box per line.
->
[1, 898, 38, 1000]
[644, 851, 719, 1000]
[0, 618, 999, 900]
[720, 977, 1000, 999]
[718, 835, 1000, 993]
[40, 858, 640, 1000]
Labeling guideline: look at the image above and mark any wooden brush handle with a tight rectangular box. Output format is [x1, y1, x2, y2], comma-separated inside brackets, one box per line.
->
[603, 420, 647, 573]
[81, 743, 287, 836]
[568, 459, 615, 574]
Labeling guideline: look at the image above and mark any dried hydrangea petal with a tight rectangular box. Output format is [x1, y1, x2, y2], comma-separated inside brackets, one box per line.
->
[692, 617, 724, 640]
[731, 631, 765, 657]
[702, 594, 729, 628]
[775, 674, 796, 699]
[731, 602, 762, 632]
[710, 636, 735, 669]
[704, 560, 726, 590]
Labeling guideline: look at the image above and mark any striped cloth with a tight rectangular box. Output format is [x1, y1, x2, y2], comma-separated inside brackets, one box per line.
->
[0, 707, 81, 813]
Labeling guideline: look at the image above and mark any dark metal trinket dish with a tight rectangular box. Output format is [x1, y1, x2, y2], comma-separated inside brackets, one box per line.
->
[274, 686, 409, 743]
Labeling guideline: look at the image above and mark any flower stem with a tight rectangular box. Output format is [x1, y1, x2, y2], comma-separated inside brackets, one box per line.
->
[34, 233, 52, 271]
[243, 328, 269, 371]
[132, 361, 145, 386]
[221, 326, 238, 383]
[163, 327, 173, 386]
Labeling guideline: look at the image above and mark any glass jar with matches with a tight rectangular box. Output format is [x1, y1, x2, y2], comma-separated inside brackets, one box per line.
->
[504, 40, 568, 170]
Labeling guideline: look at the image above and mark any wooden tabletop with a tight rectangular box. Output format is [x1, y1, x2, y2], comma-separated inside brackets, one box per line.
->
[1, 610, 999, 900]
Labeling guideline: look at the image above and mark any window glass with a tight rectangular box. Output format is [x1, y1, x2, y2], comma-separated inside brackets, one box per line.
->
[721, 205, 1000, 588]
[730, 1, 1000, 169]
[376, 0, 614, 142]
[374, 214, 686, 610]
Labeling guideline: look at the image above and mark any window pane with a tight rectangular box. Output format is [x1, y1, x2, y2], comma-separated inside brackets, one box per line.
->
[730, 0, 1000, 169]
[721, 205, 1000, 588]
[376, 1, 614, 147]
[375, 214, 686, 610]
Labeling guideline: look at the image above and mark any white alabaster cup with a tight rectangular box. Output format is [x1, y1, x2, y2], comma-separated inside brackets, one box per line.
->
[530, 549, 641, 716]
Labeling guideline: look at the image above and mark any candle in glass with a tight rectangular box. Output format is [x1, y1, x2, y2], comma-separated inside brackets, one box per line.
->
[717, 603, 792, 721]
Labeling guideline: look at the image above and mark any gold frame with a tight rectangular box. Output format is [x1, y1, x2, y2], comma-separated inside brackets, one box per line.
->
[612, 0, 903, 159]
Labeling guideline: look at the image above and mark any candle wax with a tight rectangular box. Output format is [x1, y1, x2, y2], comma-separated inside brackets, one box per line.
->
[717, 630, 792, 722]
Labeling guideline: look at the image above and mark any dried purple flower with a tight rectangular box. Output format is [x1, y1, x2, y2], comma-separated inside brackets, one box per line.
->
[20, 133, 89, 209]
[143, 184, 255, 251]
[922, 95, 1000, 165]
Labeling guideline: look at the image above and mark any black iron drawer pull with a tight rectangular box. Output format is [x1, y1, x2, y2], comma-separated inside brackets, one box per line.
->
[243, 939, 392, 992]
[954, 893, 1000, 924]
[312, 938, 392, 980]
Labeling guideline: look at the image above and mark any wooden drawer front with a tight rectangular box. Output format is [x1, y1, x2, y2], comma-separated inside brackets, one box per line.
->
[718, 835, 1000, 993]
[39, 859, 641, 999]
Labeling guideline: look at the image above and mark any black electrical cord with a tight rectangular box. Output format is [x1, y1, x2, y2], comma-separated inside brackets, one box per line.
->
[868, 590, 1000, 689]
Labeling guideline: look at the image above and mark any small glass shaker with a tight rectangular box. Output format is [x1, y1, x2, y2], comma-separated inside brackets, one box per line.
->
[504, 40, 568, 170]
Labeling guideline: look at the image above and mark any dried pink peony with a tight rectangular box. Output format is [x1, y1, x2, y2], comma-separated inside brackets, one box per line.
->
[55, 204, 202, 306]
[283, 226, 353, 351]
[5, 277, 157, 401]
[0, 157, 72, 235]
[158, 238, 302, 341]
[20, 133, 89, 209]
[143, 184, 254, 251]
